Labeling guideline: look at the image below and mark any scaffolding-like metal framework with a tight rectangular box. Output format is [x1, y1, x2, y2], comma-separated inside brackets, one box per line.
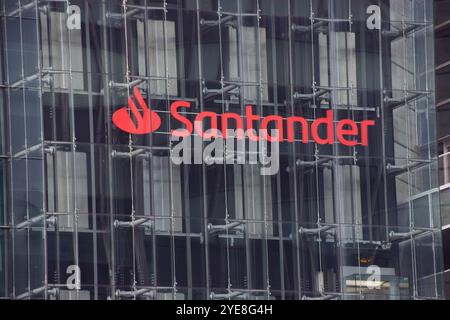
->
[0, 0, 444, 300]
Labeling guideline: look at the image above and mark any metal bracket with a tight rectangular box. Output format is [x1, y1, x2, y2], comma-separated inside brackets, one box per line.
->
[210, 291, 246, 300]
[293, 89, 329, 101]
[386, 160, 430, 175]
[5, 2, 35, 17]
[114, 217, 153, 229]
[291, 21, 328, 33]
[389, 229, 428, 241]
[302, 293, 339, 300]
[15, 286, 58, 300]
[200, 15, 236, 28]
[299, 224, 336, 236]
[109, 79, 145, 90]
[384, 92, 426, 109]
[208, 221, 244, 235]
[296, 158, 332, 169]
[382, 23, 428, 41]
[115, 288, 155, 299]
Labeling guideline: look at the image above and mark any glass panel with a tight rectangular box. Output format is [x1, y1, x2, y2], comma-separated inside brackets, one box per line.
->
[0, 0, 443, 300]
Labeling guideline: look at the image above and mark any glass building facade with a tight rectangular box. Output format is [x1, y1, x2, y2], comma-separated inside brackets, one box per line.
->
[0, 0, 445, 300]
[434, 0, 450, 298]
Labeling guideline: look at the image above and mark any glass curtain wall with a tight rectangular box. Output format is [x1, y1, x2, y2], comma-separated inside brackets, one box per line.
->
[0, 0, 444, 300]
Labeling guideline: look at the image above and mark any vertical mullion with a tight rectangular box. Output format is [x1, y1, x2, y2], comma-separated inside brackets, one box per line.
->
[195, 0, 210, 299]
[121, 0, 138, 298]
[101, 0, 116, 299]
[256, 0, 271, 299]
[267, 0, 286, 300]
[216, 0, 233, 297]
[0, 2, 12, 297]
[83, 0, 98, 300]
[161, 0, 178, 298]
[175, 1, 194, 299]
[142, 0, 158, 296]
[33, 0, 48, 299]
[425, 0, 440, 299]
[16, 0, 33, 299]
[287, 0, 302, 299]
[64, 0, 81, 301]
[312, 0, 325, 297]
[328, 0, 344, 299]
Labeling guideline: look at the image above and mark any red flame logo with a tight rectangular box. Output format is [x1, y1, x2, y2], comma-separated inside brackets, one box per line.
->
[112, 86, 161, 134]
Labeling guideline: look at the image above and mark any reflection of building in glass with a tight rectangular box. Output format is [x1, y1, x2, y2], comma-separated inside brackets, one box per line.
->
[434, 0, 450, 299]
[0, 0, 444, 300]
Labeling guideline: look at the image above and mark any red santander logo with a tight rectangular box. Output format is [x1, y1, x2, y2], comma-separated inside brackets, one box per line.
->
[112, 86, 161, 134]
[113, 86, 375, 147]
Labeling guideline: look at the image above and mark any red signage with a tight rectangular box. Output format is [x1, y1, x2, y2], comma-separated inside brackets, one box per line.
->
[112, 86, 161, 134]
[113, 87, 375, 147]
